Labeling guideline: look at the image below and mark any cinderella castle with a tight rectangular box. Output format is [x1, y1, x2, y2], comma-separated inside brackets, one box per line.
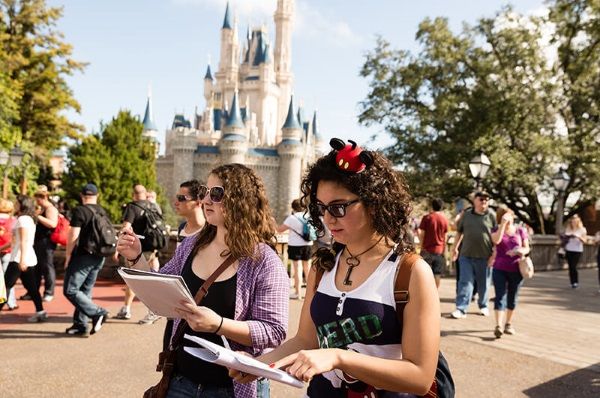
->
[144, 0, 327, 220]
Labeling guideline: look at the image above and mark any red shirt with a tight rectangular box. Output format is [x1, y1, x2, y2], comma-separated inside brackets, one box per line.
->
[419, 211, 448, 255]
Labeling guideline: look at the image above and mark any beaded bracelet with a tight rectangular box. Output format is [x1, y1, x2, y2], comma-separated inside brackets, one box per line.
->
[127, 251, 143, 266]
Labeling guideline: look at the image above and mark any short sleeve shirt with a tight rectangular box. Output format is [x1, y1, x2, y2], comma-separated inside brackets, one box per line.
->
[122, 200, 150, 235]
[457, 209, 497, 258]
[10, 215, 37, 266]
[283, 212, 313, 247]
[71, 204, 109, 256]
[419, 211, 448, 254]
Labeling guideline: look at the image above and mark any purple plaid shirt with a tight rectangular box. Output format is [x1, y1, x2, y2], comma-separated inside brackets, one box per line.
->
[159, 237, 289, 398]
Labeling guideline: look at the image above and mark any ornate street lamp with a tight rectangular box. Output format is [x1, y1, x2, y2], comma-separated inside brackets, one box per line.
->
[0, 146, 27, 198]
[469, 152, 491, 190]
[552, 168, 570, 234]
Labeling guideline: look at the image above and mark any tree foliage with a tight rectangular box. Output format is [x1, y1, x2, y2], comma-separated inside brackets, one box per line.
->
[0, 0, 85, 154]
[63, 111, 159, 221]
[359, 0, 599, 233]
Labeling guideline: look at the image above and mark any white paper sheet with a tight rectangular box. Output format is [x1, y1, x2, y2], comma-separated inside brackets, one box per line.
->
[183, 334, 304, 388]
[117, 267, 196, 318]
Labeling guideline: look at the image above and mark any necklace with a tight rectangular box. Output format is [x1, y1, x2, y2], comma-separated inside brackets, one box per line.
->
[343, 236, 384, 286]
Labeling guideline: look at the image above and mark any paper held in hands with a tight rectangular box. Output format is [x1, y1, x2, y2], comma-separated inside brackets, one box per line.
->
[183, 334, 304, 389]
[116, 267, 195, 318]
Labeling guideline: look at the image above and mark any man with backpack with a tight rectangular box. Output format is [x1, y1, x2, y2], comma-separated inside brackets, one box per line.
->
[115, 184, 166, 324]
[63, 183, 114, 336]
[277, 199, 315, 300]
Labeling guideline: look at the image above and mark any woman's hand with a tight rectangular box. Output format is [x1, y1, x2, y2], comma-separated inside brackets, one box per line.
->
[175, 301, 221, 333]
[18, 261, 27, 272]
[116, 226, 142, 260]
[274, 349, 343, 382]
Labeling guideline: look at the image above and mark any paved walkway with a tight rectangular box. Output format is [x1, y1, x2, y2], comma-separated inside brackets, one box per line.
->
[1, 268, 599, 397]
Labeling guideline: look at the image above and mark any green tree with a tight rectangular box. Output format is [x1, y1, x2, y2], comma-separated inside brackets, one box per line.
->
[359, 1, 599, 233]
[0, 0, 85, 153]
[63, 110, 158, 221]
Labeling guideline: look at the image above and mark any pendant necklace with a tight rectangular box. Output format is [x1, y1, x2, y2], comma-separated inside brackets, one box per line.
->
[343, 236, 384, 286]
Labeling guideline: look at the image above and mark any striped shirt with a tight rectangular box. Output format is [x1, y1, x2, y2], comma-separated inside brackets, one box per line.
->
[159, 236, 289, 398]
[308, 250, 416, 397]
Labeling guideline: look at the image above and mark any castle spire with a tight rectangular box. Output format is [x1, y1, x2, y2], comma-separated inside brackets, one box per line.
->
[312, 110, 320, 139]
[222, 1, 232, 30]
[282, 95, 301, 130]
[225, 91, 244, 129]
[204, 64, 213, 80]
[142, 87, 157, 132]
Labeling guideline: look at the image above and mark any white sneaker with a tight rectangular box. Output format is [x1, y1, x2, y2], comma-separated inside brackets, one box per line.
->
[114, 306, 131, 320]
[289, 292, 299, 299]
[479, 307, 490, 316]
[27, 310, 48, 323]
[138, 312, 161, 325]
[42, 294, 54, 302]
[450, 309, 466, 319]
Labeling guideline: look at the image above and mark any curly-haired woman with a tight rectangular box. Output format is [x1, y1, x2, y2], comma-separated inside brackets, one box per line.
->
[117, 164, 289, 398]
[0, 195, 45, 322]
[231, 141, 440, 397]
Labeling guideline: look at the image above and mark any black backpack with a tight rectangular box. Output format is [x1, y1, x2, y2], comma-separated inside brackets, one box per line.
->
[131, 202, 167, 252]
[81, 205, 117, 257]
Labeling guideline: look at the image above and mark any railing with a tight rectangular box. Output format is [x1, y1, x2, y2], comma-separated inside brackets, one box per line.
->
[50, 231, 597, 280]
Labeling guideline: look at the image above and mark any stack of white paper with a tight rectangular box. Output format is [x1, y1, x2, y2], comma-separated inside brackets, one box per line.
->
[183, 334, 304, 388]
[117, 267, 196, 318]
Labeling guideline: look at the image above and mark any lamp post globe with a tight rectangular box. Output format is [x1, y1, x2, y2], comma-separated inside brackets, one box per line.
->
[552, 168, 570, 234]
[469, 152, 491, 189]
[8, 146, 25, 168]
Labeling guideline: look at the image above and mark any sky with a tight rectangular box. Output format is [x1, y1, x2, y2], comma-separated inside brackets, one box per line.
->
[48, 0, 546, 154]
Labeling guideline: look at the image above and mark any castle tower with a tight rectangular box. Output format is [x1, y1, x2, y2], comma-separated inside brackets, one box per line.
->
[203, 63, 214, 104]
[312, 110, 327, 155]
[216, 2, 239, 102]
[277, 95, 304, 218]
[171, 129, 197, 194]
[142, 87, 159, 156]
[274, 0, 295, 143]
[219, 91, 247, 164]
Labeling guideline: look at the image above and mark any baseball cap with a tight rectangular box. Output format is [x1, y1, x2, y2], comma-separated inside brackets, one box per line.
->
[81, 183, 98, 196]
[474, 191, 490, 199]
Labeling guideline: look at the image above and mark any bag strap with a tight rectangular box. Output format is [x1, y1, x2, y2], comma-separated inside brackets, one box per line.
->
[394, 252, 420, 332]
[169, 255, 236, 349]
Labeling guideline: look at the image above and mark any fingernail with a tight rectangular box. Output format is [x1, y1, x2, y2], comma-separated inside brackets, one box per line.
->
[269, 363, 275, 368]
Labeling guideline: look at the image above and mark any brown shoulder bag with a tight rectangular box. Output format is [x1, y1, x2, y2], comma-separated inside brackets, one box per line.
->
[143, 255, 236, 398]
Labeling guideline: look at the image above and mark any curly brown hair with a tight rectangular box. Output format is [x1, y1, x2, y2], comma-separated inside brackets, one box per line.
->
[191, 163, 277, 260]
[301, 149, 413, 273]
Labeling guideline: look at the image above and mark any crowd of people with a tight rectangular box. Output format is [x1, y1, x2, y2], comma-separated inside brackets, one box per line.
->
[1, 138, 599, 398]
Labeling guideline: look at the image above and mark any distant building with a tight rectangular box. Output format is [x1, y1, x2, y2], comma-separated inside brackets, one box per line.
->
[153, 0, 327, 220]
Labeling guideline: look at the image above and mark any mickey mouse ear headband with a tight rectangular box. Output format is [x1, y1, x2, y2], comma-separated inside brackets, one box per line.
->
[330, 138, 374, 173]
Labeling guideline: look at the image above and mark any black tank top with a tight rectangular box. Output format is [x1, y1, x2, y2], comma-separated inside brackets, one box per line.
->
[175, 252, 237, 387]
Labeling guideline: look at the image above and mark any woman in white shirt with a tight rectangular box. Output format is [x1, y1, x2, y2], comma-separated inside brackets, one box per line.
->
[0, 195, 45, 321]
[564, 214, 587, 289]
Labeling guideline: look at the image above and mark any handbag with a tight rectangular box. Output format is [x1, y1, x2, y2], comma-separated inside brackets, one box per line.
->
[519, 256, 534, 279]
[143, 255, 236, 398]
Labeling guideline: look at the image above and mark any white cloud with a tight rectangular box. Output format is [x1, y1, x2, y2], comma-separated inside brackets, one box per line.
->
[171, 0, 362, 47]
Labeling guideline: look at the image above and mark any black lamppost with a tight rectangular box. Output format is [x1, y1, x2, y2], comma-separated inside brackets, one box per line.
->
[0, 146, 26, 199]
[552, 168, 570, 234]
[468, 152, 491, 190]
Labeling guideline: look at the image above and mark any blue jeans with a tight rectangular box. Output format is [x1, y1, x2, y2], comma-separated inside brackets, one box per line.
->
[166, 374, 234, 398]
[63, 254, 106, 329]
[492, 268, 523, 310]
[456, 256, 491, 312]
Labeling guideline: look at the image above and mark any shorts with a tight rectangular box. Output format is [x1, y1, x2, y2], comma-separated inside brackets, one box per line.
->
[421, 251, 445, 275]
[288, 245, 312, 261]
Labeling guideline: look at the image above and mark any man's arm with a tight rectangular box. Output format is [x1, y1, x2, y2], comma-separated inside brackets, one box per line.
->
[65, 226, 81, 268]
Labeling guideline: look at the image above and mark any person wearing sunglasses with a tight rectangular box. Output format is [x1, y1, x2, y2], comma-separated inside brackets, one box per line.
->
[174, 180, 206, 248]
[231, 140, 441, 397]
[117, 163, 289, 398]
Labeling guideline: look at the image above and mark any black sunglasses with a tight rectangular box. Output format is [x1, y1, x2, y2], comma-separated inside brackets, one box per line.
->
[175, 194, 193, 203]
[315, 199, 359, 218]
[199, 185, 225, 203]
